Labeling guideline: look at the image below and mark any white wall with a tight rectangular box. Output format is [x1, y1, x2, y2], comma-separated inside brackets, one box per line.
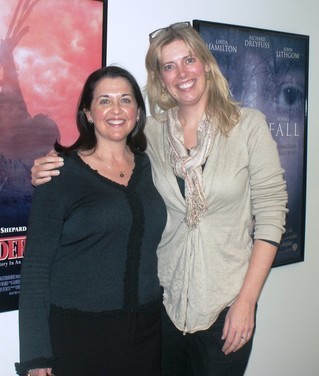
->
[3, 0, 319, 374]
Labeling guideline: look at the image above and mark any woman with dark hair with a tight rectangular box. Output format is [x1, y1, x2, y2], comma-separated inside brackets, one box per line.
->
[15, 66, 166, 376]
[57, 65, 147, 154]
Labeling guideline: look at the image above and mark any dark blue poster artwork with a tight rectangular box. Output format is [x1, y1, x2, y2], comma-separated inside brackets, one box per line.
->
[193, 20, 309, 266]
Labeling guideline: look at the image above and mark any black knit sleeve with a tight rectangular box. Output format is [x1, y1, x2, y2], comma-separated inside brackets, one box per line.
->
[16, 164, 66, 372]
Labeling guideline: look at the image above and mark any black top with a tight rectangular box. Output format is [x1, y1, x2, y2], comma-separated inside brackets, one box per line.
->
[16, 150, 167, 373]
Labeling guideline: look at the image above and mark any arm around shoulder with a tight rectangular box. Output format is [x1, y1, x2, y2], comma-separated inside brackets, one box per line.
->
[31, 151, 64, 186]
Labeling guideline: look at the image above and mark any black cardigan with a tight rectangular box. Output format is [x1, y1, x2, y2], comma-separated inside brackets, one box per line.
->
[16, 150, 167, 374]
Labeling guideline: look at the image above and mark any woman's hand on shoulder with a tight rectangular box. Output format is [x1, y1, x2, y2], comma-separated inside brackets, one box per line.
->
[31, 150, 64, 186]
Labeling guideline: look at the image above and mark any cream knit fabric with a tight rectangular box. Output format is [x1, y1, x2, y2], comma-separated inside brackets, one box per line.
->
[145, 107, 288, 333]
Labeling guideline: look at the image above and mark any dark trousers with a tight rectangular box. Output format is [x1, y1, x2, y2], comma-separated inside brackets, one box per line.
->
[161, 306, 255, 376]
[49, 301, 161, 376]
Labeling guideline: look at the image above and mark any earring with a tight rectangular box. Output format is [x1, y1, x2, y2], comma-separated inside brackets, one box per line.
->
[88, 119, 94, 124]
[161, 86, 167, 99]
[206, 70, 212, 80]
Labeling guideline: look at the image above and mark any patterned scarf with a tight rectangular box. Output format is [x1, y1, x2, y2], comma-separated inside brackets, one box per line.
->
[167, 107, 216, 229]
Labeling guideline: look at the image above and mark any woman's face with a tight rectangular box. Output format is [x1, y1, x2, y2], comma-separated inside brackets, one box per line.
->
[159, 39, 209, 109]
[85, 77, 138, 144]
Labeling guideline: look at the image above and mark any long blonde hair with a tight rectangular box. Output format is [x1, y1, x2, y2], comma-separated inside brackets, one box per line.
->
[145, 24, 240, 135]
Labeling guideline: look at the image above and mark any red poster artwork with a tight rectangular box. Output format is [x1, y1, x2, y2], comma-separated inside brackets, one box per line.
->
[0, 0, 107, 312]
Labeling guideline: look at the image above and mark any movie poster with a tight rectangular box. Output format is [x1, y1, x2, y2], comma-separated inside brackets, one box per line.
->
[0, 0, 106, 312]
[193, 20, 309, 266]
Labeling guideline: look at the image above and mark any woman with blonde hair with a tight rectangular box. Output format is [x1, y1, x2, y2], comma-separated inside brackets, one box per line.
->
[146, 21, 240, 136]
[144, 22, 287, 375]
[30, 22, 288, 376]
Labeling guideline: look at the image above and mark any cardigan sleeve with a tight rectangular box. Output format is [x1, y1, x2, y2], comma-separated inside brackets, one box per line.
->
[243, 108, 288, 243]
[15, 170, 66, 375]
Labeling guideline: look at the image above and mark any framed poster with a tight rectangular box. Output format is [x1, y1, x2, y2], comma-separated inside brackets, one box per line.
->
[193, 20, 309, 267]
[0, 0, 107, 312]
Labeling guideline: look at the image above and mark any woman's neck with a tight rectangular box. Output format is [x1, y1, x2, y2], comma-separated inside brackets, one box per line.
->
[177, 104, 205, 129]
[177, 106, 205, 149]
[79, 142, 134, 186]
[94, 140, 131, 162]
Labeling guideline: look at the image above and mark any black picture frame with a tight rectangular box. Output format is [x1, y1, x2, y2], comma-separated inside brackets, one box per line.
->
[0, 0, 108, 313]
[193, 19, 309, 267]
[99, 0, 108, 66]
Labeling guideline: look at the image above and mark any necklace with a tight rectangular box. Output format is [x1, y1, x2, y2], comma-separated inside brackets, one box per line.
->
[94, 151, 129, 178]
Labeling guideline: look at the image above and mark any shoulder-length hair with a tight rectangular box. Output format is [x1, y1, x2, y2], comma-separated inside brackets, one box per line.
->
[55, 65, 147, 153]
[145, 24, 240, 135]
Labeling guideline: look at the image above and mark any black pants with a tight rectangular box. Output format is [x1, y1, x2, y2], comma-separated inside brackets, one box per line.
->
[161, 306, 255, 376]
[49, 302, 161, 376]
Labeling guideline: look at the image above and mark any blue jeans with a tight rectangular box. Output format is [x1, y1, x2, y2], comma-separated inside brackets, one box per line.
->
[161, 305, 255, 376]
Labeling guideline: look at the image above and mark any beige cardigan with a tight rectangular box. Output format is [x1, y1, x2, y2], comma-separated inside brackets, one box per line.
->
[145, 107, 288, 333]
